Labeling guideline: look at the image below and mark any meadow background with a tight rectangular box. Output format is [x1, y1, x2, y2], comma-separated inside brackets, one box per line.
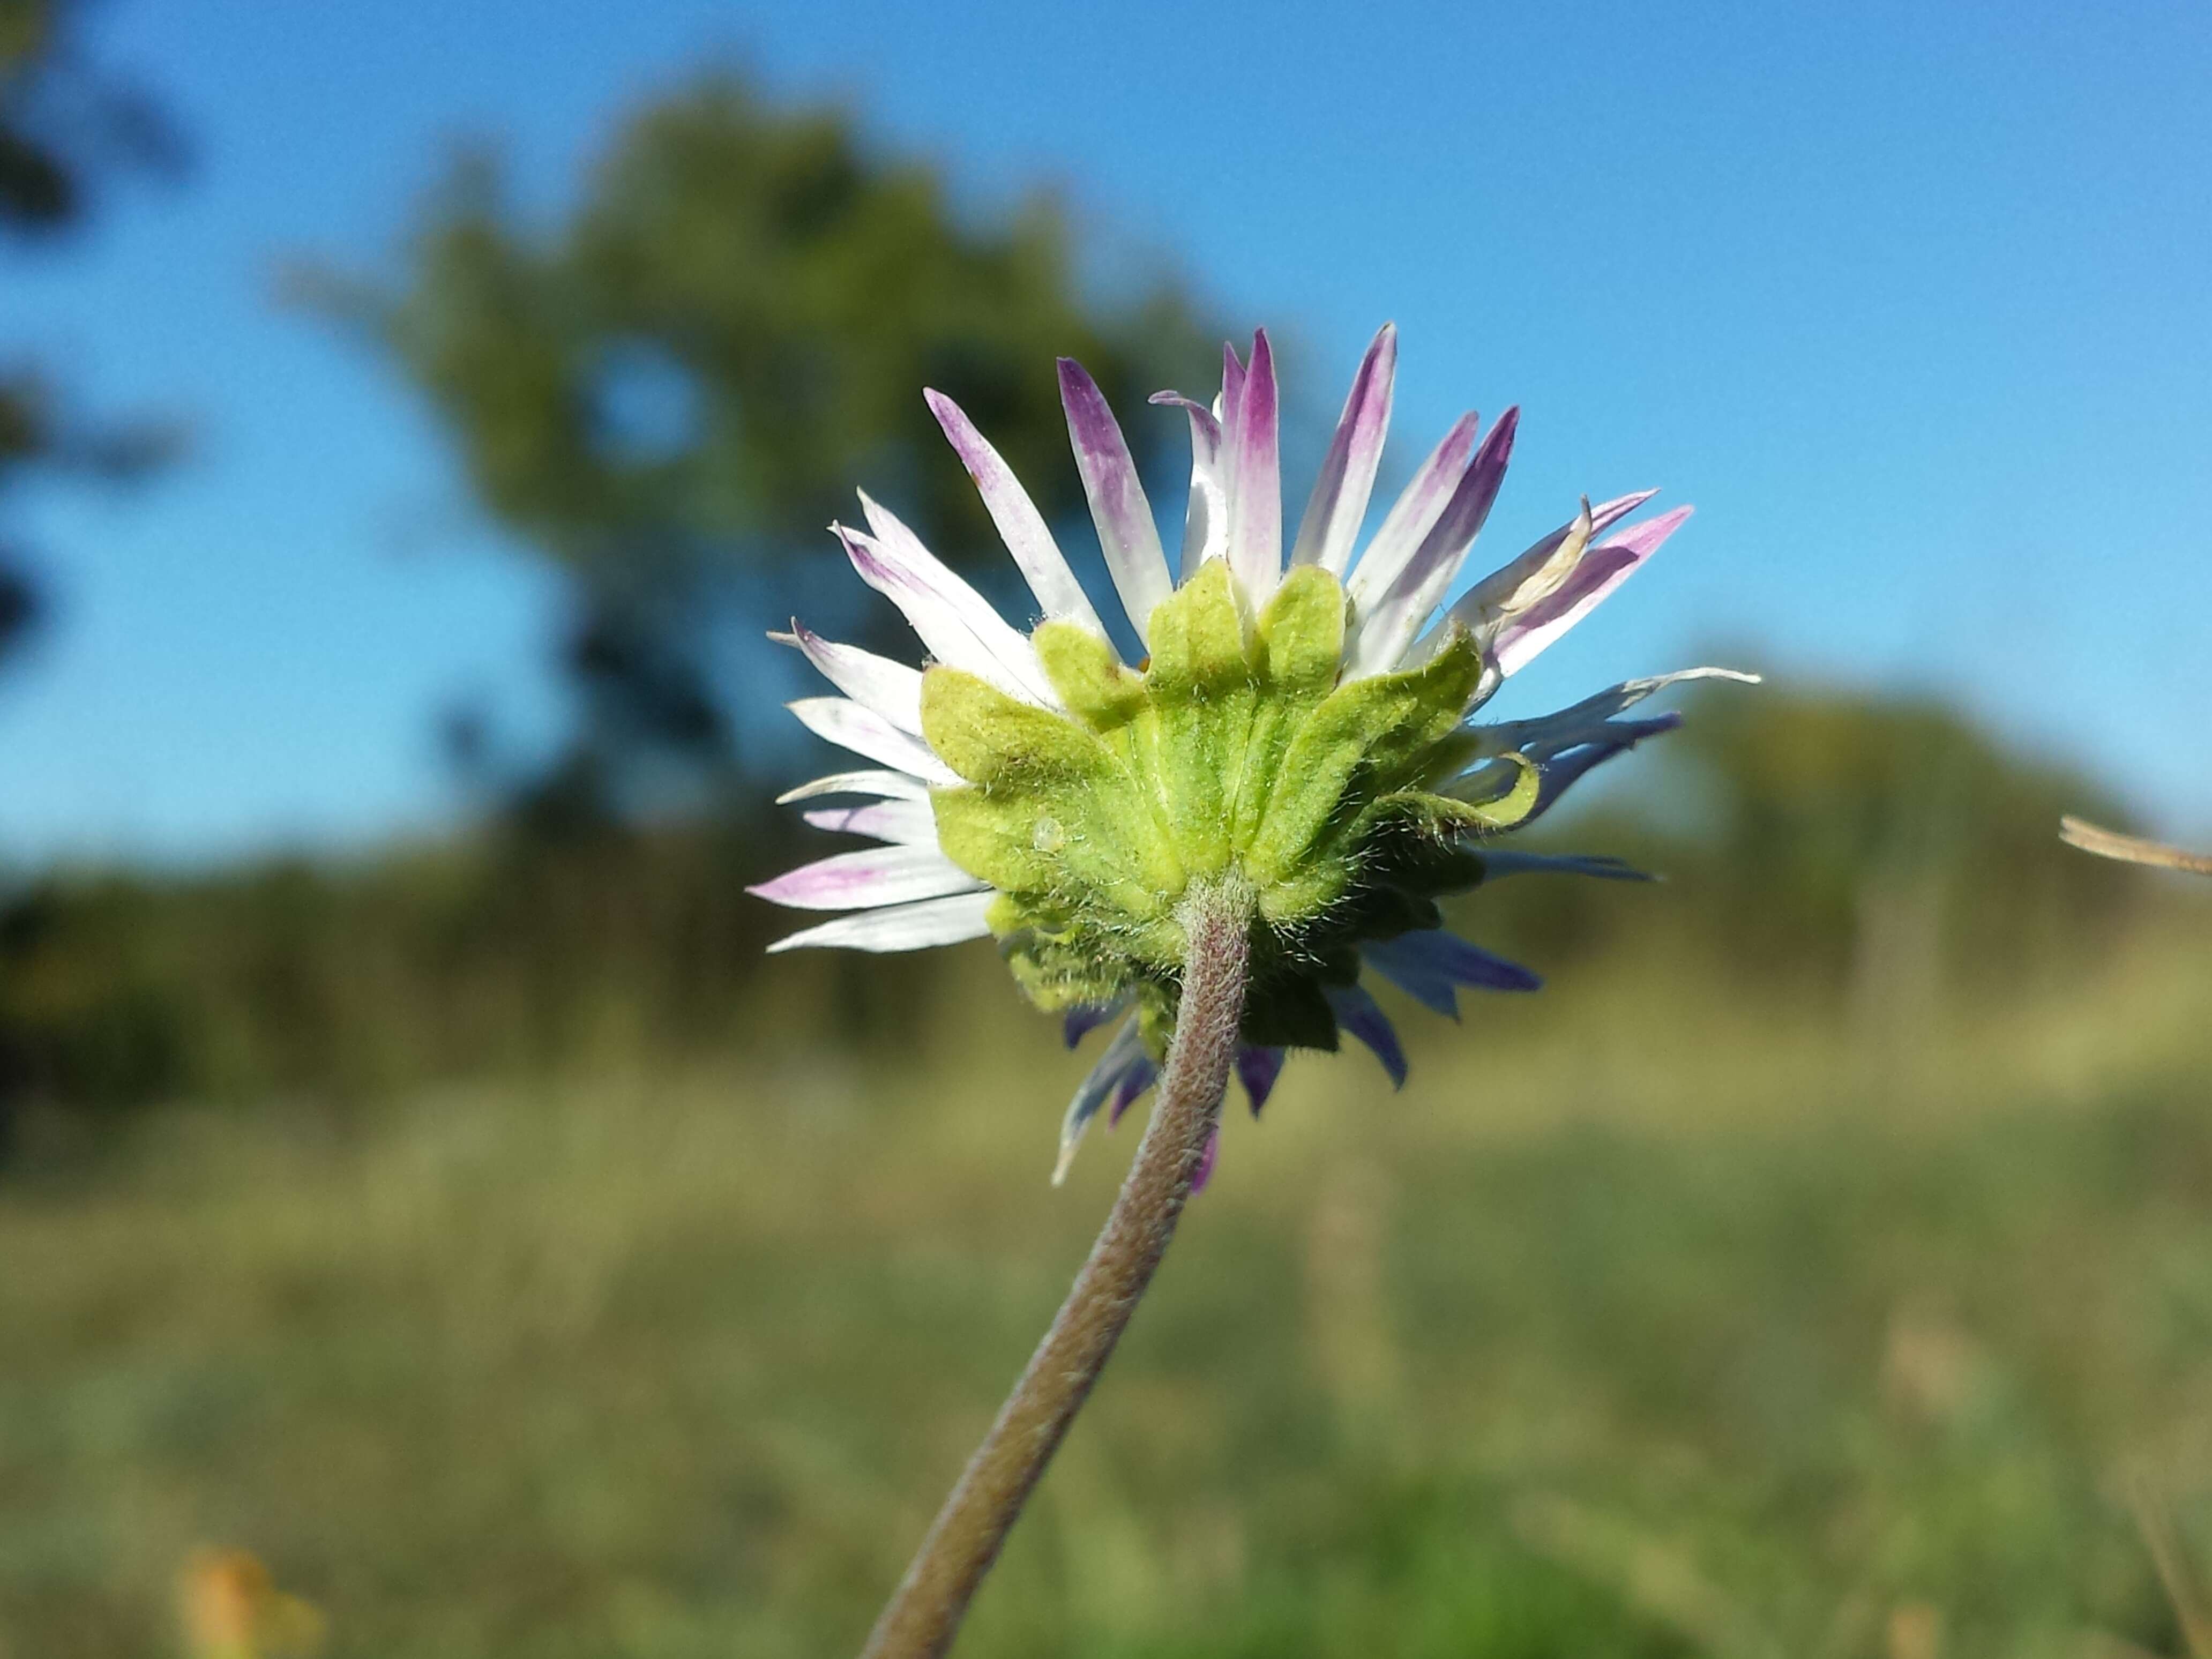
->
[4, 3, 2211, 1656]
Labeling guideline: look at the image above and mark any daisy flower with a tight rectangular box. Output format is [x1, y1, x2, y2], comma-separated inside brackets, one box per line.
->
[753, 324, 1750, 1180]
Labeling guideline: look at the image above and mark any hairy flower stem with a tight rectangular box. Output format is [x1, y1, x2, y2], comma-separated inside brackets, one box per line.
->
[858, 879, 1256, 1659]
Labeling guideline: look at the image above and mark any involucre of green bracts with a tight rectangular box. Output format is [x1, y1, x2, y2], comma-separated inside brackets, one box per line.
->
[921, 563, 1531, 1036]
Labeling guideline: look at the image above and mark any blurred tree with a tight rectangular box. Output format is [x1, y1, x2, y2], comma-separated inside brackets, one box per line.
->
[0, 0, 185, 675]
[1667, 681, 2139, 995]
[1, 0, 185, 1160]
[304, 73, 1215, 825]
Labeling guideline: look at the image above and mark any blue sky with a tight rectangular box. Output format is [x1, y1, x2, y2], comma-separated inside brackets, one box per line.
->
[5, 0, 2208, 866]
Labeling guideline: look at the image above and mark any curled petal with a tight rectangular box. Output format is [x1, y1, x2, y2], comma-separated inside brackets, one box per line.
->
[801, 799, 940, 846]
[764, 891, 995, 955]
[1325, 983, 1408, 1088]
[1151, 391, 1227, 578]
[1492, 506, 1693, 677]
[775, 769, 933, 805]
[748, 843, 984, 912]
[924, 389, 1105, 635]
[1291, 322, 1396, 577]
[1059, 357, 1172, 642]
[1437, 489, 1660, 649]
[787, 697, 958, 784]
[774, 622, 924, 734]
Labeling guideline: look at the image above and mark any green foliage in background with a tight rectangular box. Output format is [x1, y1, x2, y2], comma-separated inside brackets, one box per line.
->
[3, 914, 2209, 1657]
[308, 73, 1216, 807]
[0, 0, 186, 672]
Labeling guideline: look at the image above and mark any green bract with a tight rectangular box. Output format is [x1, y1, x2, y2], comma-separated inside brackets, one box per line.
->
[922, 562, 1537, 1052]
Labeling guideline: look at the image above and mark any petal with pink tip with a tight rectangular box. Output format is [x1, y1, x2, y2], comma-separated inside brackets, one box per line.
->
[1290, 323, 1396, 576]
[923, 389, 1104, 634]
[1345, 410, 1479, 612]
[1224, 328, 1283, 602]
[800, 798, 940, 845]
[765, 892, 996, 955]
[1424, 490, 1659, 660]
[1345, 409, 1518, 678]
[1058, 358, 1172, 641]
[787, 696, 958, 784]
[748, 843, 984, 912]
[1492, 507, 1692, 676]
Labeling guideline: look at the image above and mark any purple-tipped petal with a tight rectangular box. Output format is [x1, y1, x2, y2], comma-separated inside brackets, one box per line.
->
[1362, 930, 1542, 1019]
[1053, 1015, 1148, 1185]
[1491, 507, 1692, 677]
[800, 798, 939, 846]
[1325, 983, 1408, 1088]
[1346, 410, 1479, 609]
[1190, 1125, 1220, 1193]
[924, 389, 1105, 636]
[774, 622, 924, 734]
[1432, 489, 1660, 653]
[1290, 323, 1397, 577]
[1063, 999, 1127, 1050]
[748, 843, 983, 913]
[764, 891, 995, 955]
[1107, 1056, 1157, 1127]
[774, 769, 933, 805]
[1058, 358, 1172, 641]
[1520, 722, 1682, 825]
[847, 501, 1058, 707]
[787, 696, 958, 784]
[1224, 328, 1282, 602]
[1346, 408, 1519, 678]
[1219, 342, 1247, 443]
[1236, 1045, 1287, 1117]
[1152, 391, 1228, 577]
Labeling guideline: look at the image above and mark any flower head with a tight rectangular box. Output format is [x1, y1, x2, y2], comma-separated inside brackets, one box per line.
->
[756, 324, 1751, 1178]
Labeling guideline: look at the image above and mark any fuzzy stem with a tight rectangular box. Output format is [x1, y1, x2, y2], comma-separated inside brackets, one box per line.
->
[857, 879, 1255, 1659]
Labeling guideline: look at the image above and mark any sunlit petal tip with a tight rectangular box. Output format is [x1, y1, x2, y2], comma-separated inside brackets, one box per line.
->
[1058, 357, 1172, 637]
[774, 769, 932, 805]
[748, 844, 984, 913]
[923, 387, 1103, 632]
[1291, 322, 1398, 576]
[1224, 327, 1283, 600]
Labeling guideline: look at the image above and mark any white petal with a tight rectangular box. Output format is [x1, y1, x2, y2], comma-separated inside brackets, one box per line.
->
[1290, 322, 1396, 577]
[843, 503, 1058, 707]
[765, 892, 997, 954]
[801, 798, 940, 845]
[787, 696, 958, 783]
[773, 623, 924, 733]
[749, 843, 984, 911]
[924, 389, 1107, 634]
[1059, 357, 1174, 643]
[775, 769, 933, 804]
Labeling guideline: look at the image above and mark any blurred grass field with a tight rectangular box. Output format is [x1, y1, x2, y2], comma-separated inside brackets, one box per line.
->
[5, 913, 2212, 1658]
